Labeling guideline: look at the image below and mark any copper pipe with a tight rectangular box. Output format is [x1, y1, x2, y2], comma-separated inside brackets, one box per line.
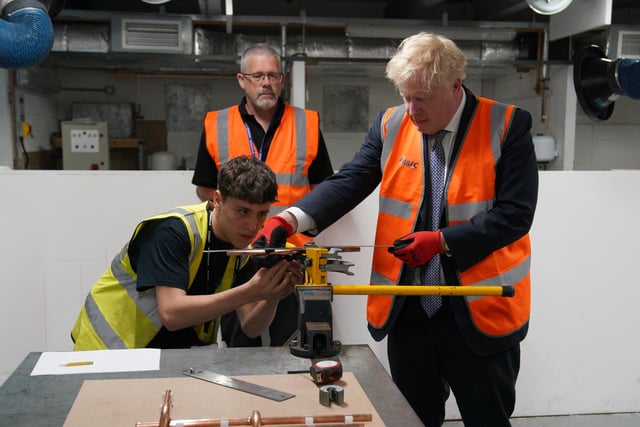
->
[266, 424, 365, 427]
[137, 410, 373, 426]
[139, 422, 365, 427]
[159, 390, 171, 427]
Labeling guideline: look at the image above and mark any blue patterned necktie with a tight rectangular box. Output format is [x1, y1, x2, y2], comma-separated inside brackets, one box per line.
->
[421, 130, 447, 317]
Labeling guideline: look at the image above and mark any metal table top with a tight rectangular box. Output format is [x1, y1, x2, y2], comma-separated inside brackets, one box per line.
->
[0, 344, 420, 426]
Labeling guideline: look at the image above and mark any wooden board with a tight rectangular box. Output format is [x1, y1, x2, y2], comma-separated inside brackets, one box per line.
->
[135, 120, 167, 169]
[63, 372, 384, 426]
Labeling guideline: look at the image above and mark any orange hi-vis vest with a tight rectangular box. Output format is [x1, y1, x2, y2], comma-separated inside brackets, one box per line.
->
[204, 104, 319, 247]
[368, 98, 531, 338]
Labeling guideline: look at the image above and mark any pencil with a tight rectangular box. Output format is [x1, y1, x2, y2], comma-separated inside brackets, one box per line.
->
[61, 361, 94, 367]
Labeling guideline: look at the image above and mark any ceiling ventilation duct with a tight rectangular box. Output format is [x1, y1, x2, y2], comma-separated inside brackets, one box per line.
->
[44, 14, 532, 76]
[572, 26, 640, 61]
[15, 66, 61, 93]
[611, 29, 640, 59]
[111, 15, 193, 54]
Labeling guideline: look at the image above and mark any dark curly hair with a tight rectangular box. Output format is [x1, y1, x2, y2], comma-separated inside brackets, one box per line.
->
[217, 155, 278, 204]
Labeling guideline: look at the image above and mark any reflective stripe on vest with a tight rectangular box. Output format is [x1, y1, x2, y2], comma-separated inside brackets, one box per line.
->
[465, 256, 530, 303]
[367, 99, 531, 338]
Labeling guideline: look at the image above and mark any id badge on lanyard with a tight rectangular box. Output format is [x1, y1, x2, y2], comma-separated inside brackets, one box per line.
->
[192, 256, 241, 344]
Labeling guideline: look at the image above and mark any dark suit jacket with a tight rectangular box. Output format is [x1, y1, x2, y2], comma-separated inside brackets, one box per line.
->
[295, 87, 539, 356]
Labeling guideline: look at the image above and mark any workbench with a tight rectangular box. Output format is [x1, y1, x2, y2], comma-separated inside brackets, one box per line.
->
[0, 344, 421, 426]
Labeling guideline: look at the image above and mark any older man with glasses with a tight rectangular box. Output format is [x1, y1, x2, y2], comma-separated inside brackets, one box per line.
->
[191, 42, 333, 349]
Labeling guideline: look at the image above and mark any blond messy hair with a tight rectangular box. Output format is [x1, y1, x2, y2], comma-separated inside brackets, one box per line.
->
[386, 32, 467, 91]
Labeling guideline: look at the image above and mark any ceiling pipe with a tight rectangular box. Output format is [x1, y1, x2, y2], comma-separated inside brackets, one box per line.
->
[44, 12, 551, 77]
[224, 0, 232, 34]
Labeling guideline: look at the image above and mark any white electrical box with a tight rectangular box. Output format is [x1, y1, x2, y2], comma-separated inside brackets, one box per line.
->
[61, 121, 109, 170]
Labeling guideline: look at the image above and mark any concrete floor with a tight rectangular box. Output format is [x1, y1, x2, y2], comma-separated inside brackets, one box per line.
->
[443, 412, 640, 426]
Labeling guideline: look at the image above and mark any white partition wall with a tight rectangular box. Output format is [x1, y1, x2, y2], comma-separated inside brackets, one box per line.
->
[1, 169, 639, 419]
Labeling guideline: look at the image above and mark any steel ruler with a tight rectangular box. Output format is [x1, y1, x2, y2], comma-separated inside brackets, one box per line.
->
[181, 368, 295, 402]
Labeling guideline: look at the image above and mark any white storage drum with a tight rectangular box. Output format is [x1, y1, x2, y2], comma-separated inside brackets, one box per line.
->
[149, 151, 177, 170]
[532, 134, 557, 162]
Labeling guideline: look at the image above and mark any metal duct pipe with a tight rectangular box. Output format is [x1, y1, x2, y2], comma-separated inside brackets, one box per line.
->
[45, 18, 535, 76]
[0, 0, 54, 69]
[280, 22, 286, 66]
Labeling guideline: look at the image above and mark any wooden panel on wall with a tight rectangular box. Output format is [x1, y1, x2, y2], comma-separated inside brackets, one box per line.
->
[21, 149, 57, 170]
[135, 120, 167, 169]
[109, 148, 139, 170]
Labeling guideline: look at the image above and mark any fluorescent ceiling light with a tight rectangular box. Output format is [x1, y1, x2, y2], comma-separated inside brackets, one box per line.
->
[345, 24, 516, 42]
[140, 0, 171, 4]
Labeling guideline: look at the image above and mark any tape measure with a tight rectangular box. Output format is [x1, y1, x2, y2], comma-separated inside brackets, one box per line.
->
[310, 359, 343, 385]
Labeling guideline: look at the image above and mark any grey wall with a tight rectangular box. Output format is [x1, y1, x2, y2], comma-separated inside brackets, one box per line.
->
[4, 63, 640, 171]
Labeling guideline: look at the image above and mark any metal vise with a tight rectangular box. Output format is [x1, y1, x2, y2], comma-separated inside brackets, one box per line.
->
[289, 244, 354, 358]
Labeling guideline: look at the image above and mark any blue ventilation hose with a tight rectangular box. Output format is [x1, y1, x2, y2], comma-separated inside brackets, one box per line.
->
[0, 4, 53, 69]
[617, 58, 640, 101]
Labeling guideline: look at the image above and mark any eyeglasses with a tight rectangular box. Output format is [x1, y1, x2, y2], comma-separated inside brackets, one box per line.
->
[241, 72, 283, 83]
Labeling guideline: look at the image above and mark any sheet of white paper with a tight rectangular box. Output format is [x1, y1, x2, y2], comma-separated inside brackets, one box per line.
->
[30, 348, 161, 376]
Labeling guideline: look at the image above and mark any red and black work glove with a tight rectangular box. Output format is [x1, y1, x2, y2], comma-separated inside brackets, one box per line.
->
[387, 230, 444, 268]
[251, 216, 293, 267]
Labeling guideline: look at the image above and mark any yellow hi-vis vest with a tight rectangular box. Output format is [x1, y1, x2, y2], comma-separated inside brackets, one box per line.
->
[203, 104, 319, 247]
[368, 99, 531, 338]
[71, 202, 239, 350]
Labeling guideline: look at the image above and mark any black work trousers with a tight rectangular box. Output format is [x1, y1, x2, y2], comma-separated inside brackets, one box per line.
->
[387, 296, 520, 427]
